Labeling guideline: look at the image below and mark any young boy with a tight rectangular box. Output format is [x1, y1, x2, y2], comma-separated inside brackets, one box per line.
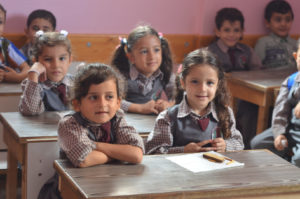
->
[255, 0, 296, 69]
[0, 4, 30, 83]
[208, 7, 262, 72]
[208, 7, 262, 149]
[20, 9, 56, 66]
[251, 39, 300, 167]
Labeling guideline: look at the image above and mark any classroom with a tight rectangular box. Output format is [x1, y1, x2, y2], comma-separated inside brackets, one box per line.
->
[1, 0, 300, 198]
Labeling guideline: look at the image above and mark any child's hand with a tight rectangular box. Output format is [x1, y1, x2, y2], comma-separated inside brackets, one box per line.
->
[3, 67, 18, 81]
[211, 138, 226, 152]
[274, 134, 288, 151]
[0, 69, 4, 82]
[184, 140, 215, 153]
[140, 100, 158, 114]
[294, 102, 300, 118]
[28, 62, 47, 82]
[155, 99, 174, 113]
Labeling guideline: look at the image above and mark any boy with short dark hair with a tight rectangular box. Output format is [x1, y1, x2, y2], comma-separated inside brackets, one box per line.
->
[0, 3, 30, 83]
[208, 7, 262, 72]
[255, 0, 296, 69]
[20, 9, 56, 66]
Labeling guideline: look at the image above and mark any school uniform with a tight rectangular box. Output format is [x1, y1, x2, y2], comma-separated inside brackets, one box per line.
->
[121, 65, 175, 111]
[58, 109, 145, 167]
[20, 43, 34, 66]
[251, 73, 300, 167]
[18, 74, 74, 115]
[0, 37, 28, 70]
[208, 39, 262, 72]
[254, 33, 297, 69]
[145, 96, 244, 154]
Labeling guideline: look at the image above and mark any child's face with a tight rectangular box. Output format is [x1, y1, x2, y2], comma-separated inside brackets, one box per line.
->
[38, 45, 71, 82]
[25, 18, 54, 44]
[180, 64, 218, 115]
[215, 20, 243, 48]
[75, 79, 121, 124]
[0, 10, 5, 36]
[266, 12, 293, 38]
[128, 35, 162, 77]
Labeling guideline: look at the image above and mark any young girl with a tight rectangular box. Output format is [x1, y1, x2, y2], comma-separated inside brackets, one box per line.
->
[58, 63, 144, 167]
[18, 30, 74, 115]
[111, 25, 175, 114]
[146, 49, 244, 154]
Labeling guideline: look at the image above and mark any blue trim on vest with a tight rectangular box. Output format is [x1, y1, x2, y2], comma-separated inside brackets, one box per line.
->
[288, 72, 299, 91]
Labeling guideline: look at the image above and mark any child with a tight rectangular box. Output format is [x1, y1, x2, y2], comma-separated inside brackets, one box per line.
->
[146, 49, 244, 154]
[251, 39, 300, 167]
[20, 9, 56, 66]
[208, 7, 262, 72]
[0, 4, 30, 83]
[18, 31, 73, 115]
[254, 0, 297, 69]
[38, 64, 143, 198]
[59, 63, 144, 167]
[111, 25, 175, 115]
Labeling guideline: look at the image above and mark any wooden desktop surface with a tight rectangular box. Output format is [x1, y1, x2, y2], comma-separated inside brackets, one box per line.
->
[55, 150, 300, 199]
[226, 67, 296, 134]
[0, 111, 156, 199]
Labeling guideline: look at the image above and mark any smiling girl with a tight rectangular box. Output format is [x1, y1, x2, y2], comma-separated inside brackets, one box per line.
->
[146, 49, 244, 154]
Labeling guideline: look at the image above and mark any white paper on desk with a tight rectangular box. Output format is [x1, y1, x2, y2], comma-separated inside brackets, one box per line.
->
[166, 151, 244, 173]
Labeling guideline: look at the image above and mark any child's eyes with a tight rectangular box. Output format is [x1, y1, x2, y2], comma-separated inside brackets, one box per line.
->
[233, 28, 241, 33]
[191, 79, 198, 84]
[43, 57, 52, 62]
[140, 50, 148, 54]
[207, 81, 215, 86]
[154, 47, 161, 53]
[32, 26, 40, 31]
[59, 56, 66, 61]
[105, 95, 114, 100]
[88, 95, 98, 101]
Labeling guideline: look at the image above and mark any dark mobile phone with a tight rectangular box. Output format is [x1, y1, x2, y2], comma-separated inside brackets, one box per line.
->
[202, 143, 212, 147]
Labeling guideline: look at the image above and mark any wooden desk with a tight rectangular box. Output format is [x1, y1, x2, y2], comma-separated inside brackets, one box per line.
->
[0, 83, 22, 150]
[0, 111, 156, 199]
[226, 67, 296, 134]
[54, 150, 300, 199]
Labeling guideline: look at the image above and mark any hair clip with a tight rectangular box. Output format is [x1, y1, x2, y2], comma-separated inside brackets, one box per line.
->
[119, 36, 127, 46]
[35, 30, 44, 37]
[158, 32, 164, 39]
[60, 30, 68, 37]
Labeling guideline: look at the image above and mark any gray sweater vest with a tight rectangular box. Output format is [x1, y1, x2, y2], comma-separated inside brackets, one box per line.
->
[42, 88, 69, 111]
[167, 105, 218, 146]
[208, 41, 252, 72]
[126, 77, 164, 104]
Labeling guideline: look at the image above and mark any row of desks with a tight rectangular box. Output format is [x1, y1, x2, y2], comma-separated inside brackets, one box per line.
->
[0, 67, 298, 199]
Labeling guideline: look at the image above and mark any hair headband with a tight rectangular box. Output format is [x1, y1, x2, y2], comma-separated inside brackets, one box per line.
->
[35, 30, 69, 39]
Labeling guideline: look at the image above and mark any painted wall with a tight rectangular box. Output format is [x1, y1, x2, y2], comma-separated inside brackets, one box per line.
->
[2, 0, 300, 35]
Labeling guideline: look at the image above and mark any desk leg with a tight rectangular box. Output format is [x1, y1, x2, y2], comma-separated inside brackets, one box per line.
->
[5, 148, 18, 199]
[257, 105, 270, 134]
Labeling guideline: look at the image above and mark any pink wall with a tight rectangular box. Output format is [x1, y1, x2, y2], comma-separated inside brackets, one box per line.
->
[2, 0, 300, 35]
